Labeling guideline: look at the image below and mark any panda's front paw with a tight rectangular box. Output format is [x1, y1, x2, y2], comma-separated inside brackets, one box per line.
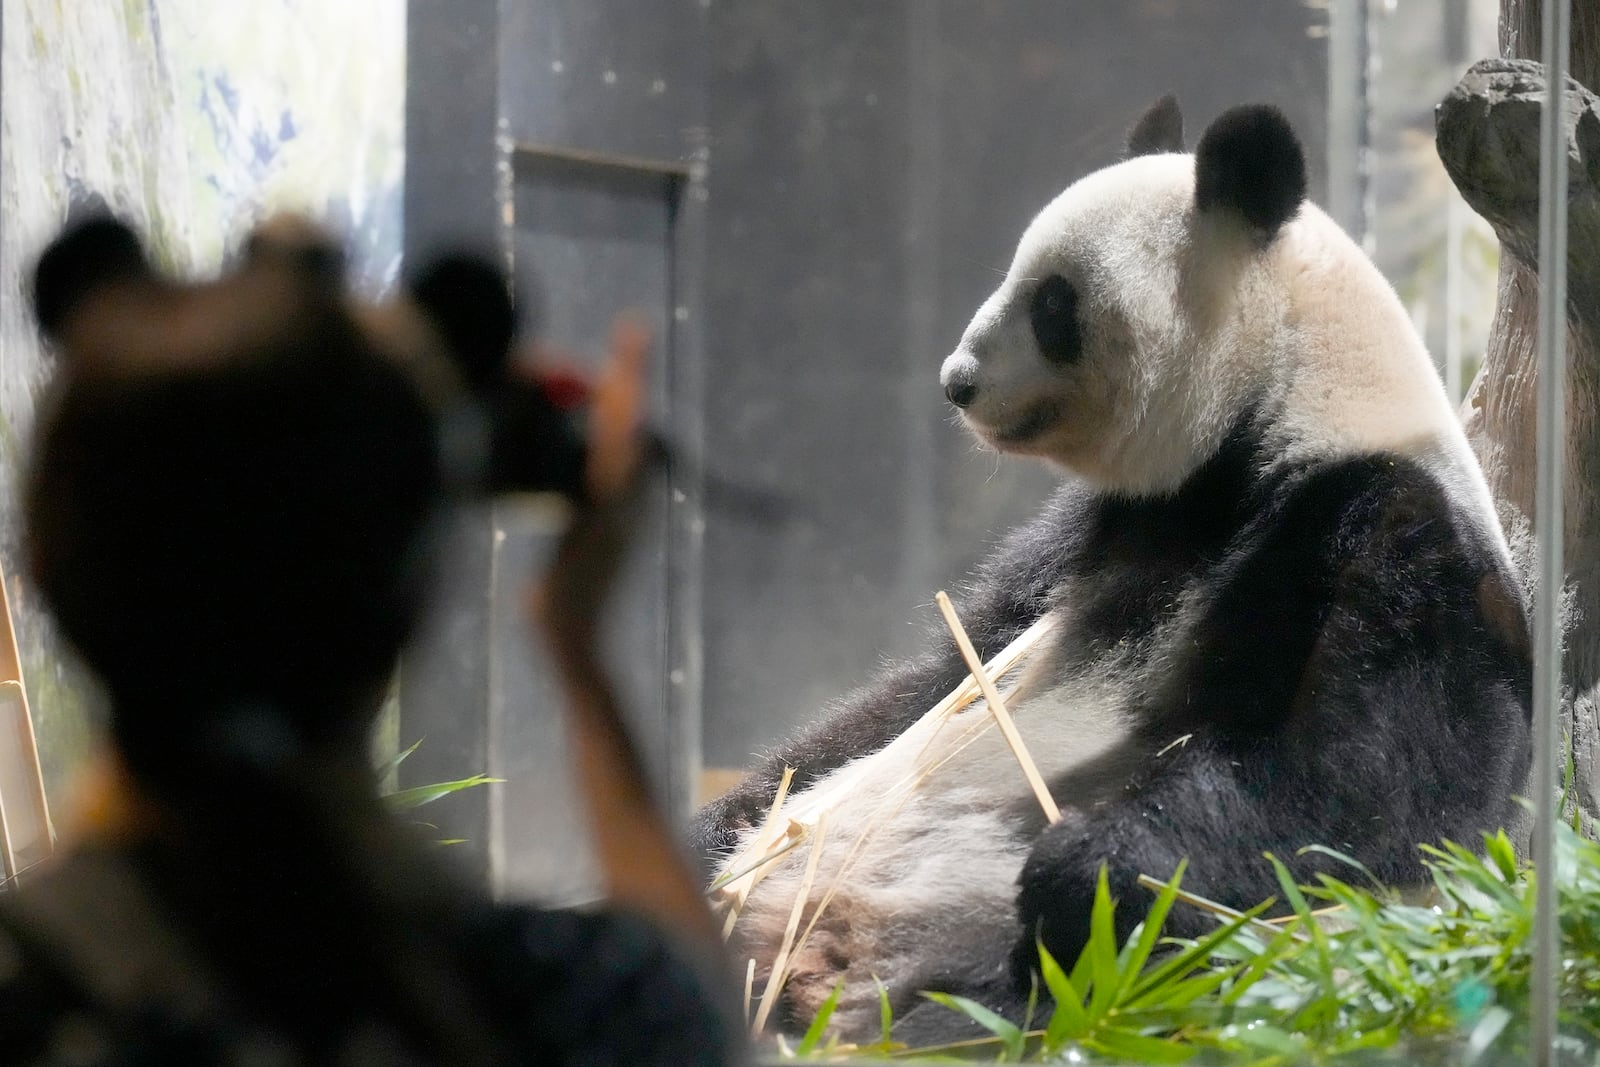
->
[1011, 819, 1103, 986]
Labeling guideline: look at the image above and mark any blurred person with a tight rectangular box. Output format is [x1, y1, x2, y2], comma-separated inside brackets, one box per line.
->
[0, 214, 739, 1065]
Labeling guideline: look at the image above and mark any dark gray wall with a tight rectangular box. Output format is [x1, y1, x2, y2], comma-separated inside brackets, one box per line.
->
[500, 0, 706, 163]
[698, 0, 1330, 766]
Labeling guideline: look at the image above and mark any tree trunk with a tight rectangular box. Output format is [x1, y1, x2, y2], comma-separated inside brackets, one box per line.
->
[1435, 0, 1600, 831]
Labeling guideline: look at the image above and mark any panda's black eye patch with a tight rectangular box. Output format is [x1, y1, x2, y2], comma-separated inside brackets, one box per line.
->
[1030, 275, 1081, 365]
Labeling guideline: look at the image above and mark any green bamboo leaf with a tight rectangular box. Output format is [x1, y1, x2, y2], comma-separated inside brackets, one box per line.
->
[1562, 729, 1577, 830]
[1265, 852, 1333, 989]
[1481, 830, 1519, 884]
[1297, 843, 1387, 895]
[1086, 865, 1121, 1020]
[1217, 1021, 1306, 1055]
[1118, 859, 1188, 999]
[1039, 941, 1089, 1047]
[1129, 900, 1275, 1005]
[383, 773, 503, 810]
[1138, 960, 1245, 1012]
[795, 980, 843, 1056]
[920, 992, 1024, 1061]
[1086, 1027, 1194, 1064]
[375, 736, 424, 781]
[875, 975, 893, 1051]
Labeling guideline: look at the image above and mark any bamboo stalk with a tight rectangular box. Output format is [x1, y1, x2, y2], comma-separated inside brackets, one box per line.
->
[731, 614, 1056, 963]
[935, 591, 1061, 824]
[710, 825, 805, 898]
[714, 765, 798, 936]
[710, 614, 1056, 915]
[1135, 873, 1310, 942]
[752, 811, 828, 1035]
[787, 690, 1029, 969]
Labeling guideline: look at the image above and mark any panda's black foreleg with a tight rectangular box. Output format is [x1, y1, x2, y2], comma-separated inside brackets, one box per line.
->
[1010, 741, 1288, 985]
[1010, 689, 1527, 990]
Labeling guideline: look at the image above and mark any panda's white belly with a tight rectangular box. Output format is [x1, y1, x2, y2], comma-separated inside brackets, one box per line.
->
[722, 620, 1135, 1030]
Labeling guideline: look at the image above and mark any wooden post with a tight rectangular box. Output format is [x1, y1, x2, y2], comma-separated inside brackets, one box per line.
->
[1435, 0, 1600, 831]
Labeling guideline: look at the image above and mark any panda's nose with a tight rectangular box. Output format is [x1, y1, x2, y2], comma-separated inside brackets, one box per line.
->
[940, 351, 981, 409]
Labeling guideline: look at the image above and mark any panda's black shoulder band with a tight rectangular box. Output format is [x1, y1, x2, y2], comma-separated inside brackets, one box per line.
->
[1194, 105, 1306, 237]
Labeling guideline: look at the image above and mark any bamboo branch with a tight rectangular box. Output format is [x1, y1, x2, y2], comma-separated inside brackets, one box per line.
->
[935, 591, 1061, 824]
[752, 811, 828, 1035]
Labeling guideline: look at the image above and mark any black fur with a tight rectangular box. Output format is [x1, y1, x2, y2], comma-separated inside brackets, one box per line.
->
[1125, 93, 1185, 157]
[693, 416, 1531, 1006]
[1195, 105, 1307, 236]
[1010, 433, 1530, 981]
[1029, 276, 1082, 365]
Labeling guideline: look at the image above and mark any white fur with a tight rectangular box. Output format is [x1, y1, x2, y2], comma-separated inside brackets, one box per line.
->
[723, 606, 1138, 1030]
[942, 154, 1510, 568]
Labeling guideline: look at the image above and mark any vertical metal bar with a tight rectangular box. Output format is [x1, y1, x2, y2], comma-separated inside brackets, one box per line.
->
[1532, 0, 1570, 1060]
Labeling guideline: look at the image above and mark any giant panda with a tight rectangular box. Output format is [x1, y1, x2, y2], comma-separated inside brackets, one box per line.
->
[693, 96, 1532, 1043]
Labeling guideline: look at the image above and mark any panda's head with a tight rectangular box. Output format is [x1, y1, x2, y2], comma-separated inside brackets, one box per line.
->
[940, 97, 1314, 496]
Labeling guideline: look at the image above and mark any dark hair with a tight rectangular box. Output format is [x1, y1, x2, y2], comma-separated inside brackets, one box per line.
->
[23, 215, 515, 1058]
[28, 217, 444, 759]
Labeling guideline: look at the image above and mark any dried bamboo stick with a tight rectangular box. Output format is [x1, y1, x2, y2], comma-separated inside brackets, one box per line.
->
[713, 765, 798, 935]
[710, 614, 1056, 913]
[921, 613, 1057, 720]
[788, 694, 1022, 966]
[935, 591, 1061, 824]
[1135, 873, 1309, 942]
[752, 811, 828, 1035]
[745, 625, 1047, 960]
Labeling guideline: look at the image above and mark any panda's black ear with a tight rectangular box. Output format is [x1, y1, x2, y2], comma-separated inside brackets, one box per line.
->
[406, 251, 519, 391]
[32, 212, 151, 341]
[1125, 94, 1185, 157]
[1194, 105, 1306, 237]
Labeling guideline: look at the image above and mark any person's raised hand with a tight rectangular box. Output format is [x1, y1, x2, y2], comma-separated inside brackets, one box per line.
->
[530, 314, 652, 663]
